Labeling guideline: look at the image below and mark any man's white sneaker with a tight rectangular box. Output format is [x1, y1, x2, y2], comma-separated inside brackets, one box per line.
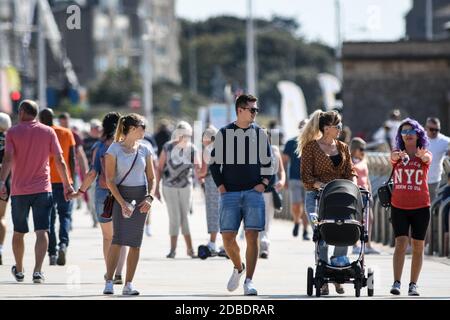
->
[243, 279, 258, 296]
[122, 282, 140, 296]
[227, 263, 245, 292]
[103, 280, 114, 295]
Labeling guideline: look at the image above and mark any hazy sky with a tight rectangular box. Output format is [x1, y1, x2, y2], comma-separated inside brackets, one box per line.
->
[176, 0, 413, 47]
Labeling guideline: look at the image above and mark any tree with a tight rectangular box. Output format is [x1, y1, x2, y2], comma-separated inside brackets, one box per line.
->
[89, 68, 142, 107]
[179, 15, 335, 113]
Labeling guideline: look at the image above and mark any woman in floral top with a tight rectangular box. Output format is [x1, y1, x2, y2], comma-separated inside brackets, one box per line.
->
[299, 109, 357, 295]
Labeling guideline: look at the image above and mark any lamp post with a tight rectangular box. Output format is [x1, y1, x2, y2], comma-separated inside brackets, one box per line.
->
[246, 0, 256, 96]
[139, 0, 153, 133]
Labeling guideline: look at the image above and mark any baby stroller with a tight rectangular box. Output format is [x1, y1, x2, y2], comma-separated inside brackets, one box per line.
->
[306, 179, 374, 297]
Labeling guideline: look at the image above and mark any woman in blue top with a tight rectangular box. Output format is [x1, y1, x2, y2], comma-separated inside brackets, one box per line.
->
[74, 112, 127, 284]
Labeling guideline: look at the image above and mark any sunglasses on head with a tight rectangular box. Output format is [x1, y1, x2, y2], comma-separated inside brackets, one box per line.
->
[401, 129, 416, 135]
[241, 106, 259, 114]
[427, 127, 439, 133]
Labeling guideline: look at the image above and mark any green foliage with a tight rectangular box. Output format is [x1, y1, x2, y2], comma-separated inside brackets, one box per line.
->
[180, 15, 336, 114]
[89, 67, 142, 107]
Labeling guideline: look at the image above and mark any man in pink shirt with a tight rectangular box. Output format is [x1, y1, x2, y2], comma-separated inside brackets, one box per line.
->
[0, 100, 75, 284]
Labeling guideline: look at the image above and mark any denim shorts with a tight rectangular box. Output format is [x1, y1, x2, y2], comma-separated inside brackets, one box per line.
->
[219, 189, 265, 232]
[289, 179, 305, 204]
[95, 187, 112, 224]
[11, 192, 53, 233]
[304, 190, 319, 223]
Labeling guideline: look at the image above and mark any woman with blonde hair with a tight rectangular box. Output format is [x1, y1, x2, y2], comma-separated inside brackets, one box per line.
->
[0, 112, 11, 265]
[103, 113, 155, 295]
[300, 109, 357, 295]
[155, 121, 201, 258]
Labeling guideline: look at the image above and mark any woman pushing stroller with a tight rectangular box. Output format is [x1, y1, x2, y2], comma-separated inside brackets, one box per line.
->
[299, 110, 357, 295]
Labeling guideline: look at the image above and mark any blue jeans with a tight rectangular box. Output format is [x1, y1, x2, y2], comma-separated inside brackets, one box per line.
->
[11, 192, 53, 233]
[219, 189, 265, 232]
[48, 183, 73, 256]
[305, 190, 348, 263]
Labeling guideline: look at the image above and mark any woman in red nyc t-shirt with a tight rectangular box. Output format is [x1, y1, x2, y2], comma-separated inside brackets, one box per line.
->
[389, 118, 432, 297]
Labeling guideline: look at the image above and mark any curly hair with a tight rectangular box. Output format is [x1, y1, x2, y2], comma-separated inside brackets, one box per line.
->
[395, 117, 429, 151]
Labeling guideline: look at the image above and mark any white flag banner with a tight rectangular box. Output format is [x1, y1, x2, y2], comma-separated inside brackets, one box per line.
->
[317, 73, 342, 110]
[277, 81, 308, 141]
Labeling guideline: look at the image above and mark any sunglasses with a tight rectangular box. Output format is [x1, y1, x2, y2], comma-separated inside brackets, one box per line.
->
[401, 129, 416, 135]
[241, 107, 259, 114]
[359, 148, 366, 152]
[329, 123, 343, 130]
[427, 127, 439, 133]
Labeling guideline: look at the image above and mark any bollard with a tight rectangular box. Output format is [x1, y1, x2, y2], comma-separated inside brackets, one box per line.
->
[427, 199, 441, 256]
[438, 198, 450, 257]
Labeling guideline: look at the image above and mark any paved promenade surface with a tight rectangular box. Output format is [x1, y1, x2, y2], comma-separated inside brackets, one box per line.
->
[0, 188, 449, 300]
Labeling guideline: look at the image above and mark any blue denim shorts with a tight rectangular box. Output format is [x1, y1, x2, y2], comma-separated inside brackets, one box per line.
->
[95, 187, 112, 224]
[304, 190, 319, 223]
[219, 189, 265, 232]
[11, 192, 53, 233]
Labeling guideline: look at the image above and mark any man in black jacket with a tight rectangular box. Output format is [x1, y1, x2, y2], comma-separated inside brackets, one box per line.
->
[210, 94, 274, 296]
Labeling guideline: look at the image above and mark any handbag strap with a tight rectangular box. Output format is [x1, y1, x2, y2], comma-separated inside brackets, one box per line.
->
[387, 160, 400, 182]
[117, 145, 140, 187]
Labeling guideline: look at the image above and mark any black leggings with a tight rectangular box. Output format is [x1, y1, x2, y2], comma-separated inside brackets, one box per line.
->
[391, 206, 430, 241]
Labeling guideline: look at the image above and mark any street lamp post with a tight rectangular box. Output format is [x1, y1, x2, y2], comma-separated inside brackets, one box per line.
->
[140, 0, 153, 133]
[246, 0, 256, 96]
[38, 0, 46, 109]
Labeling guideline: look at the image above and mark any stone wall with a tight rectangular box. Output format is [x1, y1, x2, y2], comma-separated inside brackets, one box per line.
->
[342, 41, 450, 140]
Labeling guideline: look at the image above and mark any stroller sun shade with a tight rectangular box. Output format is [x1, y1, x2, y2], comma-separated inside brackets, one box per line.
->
[318, 180, 364, 246]
[318, 180, 363, 221]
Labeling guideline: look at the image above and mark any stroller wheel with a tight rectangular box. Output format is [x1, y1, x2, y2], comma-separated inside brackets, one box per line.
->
[307, 267, 314, 296]
[354, 279, 361, 297]
[367, 269, 374, 297]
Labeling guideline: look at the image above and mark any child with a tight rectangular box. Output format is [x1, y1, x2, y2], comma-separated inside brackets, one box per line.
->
[350, 138, 380, 254]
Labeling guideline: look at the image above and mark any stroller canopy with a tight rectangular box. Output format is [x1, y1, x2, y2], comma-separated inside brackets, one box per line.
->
[318, 179, 363, 221]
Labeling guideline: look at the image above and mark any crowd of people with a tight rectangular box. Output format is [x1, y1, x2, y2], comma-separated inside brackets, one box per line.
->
[0, 95, 448, 297]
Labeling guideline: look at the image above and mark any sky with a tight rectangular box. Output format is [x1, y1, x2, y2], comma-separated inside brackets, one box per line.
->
[176, 0, 413, 47]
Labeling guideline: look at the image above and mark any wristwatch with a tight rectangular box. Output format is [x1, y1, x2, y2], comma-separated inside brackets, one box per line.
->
[145, 194, 154, 202]
[261, 180, 269, 189]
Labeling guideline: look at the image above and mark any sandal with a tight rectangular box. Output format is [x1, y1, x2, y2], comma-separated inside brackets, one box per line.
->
[187, 249, 198, 259]
[166, 251, 176, 258]
[335, 283, 345, 294]
[320, 283, 329, 295]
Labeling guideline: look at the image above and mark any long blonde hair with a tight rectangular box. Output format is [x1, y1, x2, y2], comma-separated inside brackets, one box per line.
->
[296, 109, 341, 155]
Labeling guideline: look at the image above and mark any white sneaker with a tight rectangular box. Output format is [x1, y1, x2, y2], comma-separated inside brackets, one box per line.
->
[243, 278, 258, 296]
[227, 263, 245, 292]
[207, 241, 217, 252]
[145, 225, 152, 237]
[103, 280, 114, 295]
[122, 282, 140, 296]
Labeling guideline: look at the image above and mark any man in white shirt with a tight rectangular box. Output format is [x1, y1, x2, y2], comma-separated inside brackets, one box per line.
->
[425, 117, 450, 202]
